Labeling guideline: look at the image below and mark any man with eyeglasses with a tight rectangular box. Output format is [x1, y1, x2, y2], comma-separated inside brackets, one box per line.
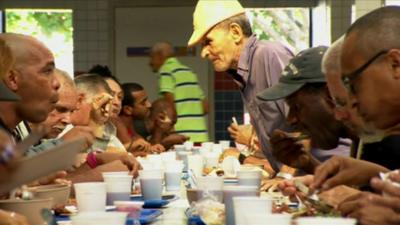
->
[311, 6, 400, 224]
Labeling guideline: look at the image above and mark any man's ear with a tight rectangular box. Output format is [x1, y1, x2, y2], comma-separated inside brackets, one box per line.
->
[3, 69, 20, 92]
[229, 22, 244, 45]
[75, 92, 86, 110]
[388, 49, 400, 80]
[122, 105, 132, 116]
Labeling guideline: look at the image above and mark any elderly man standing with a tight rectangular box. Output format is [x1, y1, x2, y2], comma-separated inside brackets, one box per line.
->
[188, 0, 293, 175]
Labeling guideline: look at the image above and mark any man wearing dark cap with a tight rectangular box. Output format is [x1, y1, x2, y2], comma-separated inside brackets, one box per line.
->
[257, 46, 352, 174]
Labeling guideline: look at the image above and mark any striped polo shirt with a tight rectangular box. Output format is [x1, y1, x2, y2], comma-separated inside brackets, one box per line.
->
[158, 57, 208, 142]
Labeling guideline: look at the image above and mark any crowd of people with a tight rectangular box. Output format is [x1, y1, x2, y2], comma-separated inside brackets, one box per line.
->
[1, 0, 400, 224]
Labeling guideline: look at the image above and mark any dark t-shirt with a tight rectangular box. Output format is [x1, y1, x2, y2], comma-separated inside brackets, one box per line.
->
[133, 119, 151, 140]
[361, 135, 400, 170]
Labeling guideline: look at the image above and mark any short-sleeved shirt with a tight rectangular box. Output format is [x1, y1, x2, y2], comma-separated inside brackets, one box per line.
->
[158, 57, 208, 142]
[228, 35, 293, 172]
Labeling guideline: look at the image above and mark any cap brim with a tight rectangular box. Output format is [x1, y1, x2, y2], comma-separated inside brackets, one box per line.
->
[0, 82, 19, 101]
[188, 28, 206, 47]
[257, 83, 304, 101]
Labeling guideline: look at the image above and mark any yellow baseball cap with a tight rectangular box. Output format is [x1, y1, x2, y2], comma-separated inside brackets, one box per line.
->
[188, 0, 245, 47]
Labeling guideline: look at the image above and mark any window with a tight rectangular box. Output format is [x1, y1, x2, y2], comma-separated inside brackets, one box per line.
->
[246, 8, 310, 53]
[5, 9, 74, 76]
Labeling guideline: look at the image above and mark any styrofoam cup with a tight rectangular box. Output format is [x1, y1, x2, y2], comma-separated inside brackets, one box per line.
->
[74, 182, 106, 212]
[233, 196, 273, 225]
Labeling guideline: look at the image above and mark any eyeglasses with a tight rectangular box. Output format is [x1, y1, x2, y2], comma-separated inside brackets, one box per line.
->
[342, 50, 388, 94]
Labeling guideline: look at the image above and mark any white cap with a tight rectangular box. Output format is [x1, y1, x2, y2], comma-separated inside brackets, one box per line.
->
[188, 0, 245, 47]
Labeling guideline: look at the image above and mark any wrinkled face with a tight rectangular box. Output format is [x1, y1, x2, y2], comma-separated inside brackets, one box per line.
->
[200, 25, 239, 72]
[149, 52, 164, 73]
[70, 87, 109, 126]
[42, 86, 78, 138]
[286, 87, 346, 149]
[131, 90, 152, 120]
[12, 43, 60, 123]
[105, 79, 123, 118]
[341, 33, 400, 130]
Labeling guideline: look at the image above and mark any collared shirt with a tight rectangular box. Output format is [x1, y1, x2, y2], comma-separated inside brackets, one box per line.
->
[229, 35, 293, 172]
[158, 57, 208, 142]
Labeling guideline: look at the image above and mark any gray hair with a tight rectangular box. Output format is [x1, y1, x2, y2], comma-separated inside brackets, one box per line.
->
[322, 37, 344, 75]
[74, 73, 112, 102]
[346, 6, 400, 58]
[150, 41, 175, 58]
[55, 69, 75, 90]
[215, 13, 253, 37]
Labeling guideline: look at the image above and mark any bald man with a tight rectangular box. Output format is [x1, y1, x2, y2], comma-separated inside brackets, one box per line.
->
[0, 33, 60, 140]
[149, 41, 209, 143]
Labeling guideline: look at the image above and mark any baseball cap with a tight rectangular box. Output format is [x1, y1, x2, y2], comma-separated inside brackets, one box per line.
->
[257, 46, 328, 101]
[0, 81, 19, 101]
[188, 0, 245, 47]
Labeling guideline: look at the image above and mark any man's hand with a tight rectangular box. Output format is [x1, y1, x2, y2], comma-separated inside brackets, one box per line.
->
[91, 93, 113, 124]
[61, 126, 95, 149]
[311, 156, 389, 191]
[338, 192, 400, 224]
[150, 144, 165, 154]
[271, 130, 317, 173]
[162, 134, 189, 147]
[128, 139, 151, 152]
[370, 173, 400, 198]
[30, 170, 69, 186]
[220, 148, 241, 161]
[0, 209, 27, 225]
[277, 175, 314, 199]
[227, 123, 253, 145]
[96, 152, 141, 178]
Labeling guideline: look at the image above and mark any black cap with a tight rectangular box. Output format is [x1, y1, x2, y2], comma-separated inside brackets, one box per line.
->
[257, 46, 328, 101]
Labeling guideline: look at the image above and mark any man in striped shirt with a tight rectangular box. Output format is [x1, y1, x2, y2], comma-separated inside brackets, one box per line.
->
[149, 42, 209, 142]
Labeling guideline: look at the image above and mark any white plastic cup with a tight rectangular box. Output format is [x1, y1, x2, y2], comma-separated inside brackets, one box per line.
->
[237, 170, 262, 188]
[139, 170, 164, 200]
[183, 141, 194, 151]
[174, 144, 186, 153]
[223, 186, 259, 225]
[212, 144, 223, 155]
[187, 155, 204, 177]
[101, 171, 129, 176]
[219, 140, 231, 150]
[244, 213, 292, 225]
[205, 153, 219, 168]
[74, 182, 106, 212]
[71, 212, 127, 225]
[201, 142, 214, 151]
[233, 196, 273, 225]
[296, 217, 357, 225]
[102, 174, 133, 205]
[197, 176, 224, 191]
[160, 151, 176, 162]
[164, 161, 184, 191]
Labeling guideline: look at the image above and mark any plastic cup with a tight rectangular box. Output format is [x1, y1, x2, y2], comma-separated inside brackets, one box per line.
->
[139, 170, 164, 200]
[212, 144, 223, 155]
[237, 170, 262, 188]
[244, 213, 292, 225]
[174, 144, 186, 153]
[204, 153, 219, 168]
[201, 142, 214, 151]
[74, 182, 106, 212]
[296, 217, 357, 225]
[219, 140, 231, 150]
[160, 151, 176, 161]
[102, 174, 133, 205]
[164, 160, 184, 191]
[223, 186, 259, 225]
[183, 141, 194, 151]
[187, 155, 204, 177]
[233, 196, 273, 225]
[101, 171, 129, 176]
[197, 176, 224, 191]
[71, 212, 127, 225]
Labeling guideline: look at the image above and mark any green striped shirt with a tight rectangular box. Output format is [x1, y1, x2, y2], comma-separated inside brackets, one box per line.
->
[158, 57, 208, 142]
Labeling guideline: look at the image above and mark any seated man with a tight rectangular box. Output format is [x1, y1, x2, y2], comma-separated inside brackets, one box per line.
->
[65, 74, 125, 153]
[146, 99, 188, 149]
[257, 46, 351, 174]
[117, 82, 164, 153]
